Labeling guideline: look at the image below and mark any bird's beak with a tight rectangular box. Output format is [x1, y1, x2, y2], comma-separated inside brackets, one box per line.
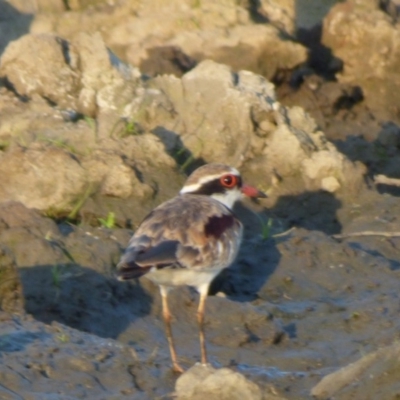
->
[241, 184, 267, 198]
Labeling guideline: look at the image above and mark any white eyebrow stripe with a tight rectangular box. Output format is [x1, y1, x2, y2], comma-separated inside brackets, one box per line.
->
[180, 168, 240, 194]
[180, 183, 202, 194]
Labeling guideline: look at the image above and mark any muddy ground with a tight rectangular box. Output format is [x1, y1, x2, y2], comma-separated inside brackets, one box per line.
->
[3, 189, 400, 400]
[1, 1, 400, 400]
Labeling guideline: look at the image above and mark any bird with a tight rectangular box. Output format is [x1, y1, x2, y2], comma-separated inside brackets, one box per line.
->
[116, 163, 266, 372]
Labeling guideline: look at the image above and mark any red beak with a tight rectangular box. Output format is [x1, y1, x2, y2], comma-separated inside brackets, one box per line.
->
[241, 184, 267, 198]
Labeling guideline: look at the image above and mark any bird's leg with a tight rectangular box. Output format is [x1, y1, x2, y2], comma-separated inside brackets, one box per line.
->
[197, 286, 209, 365]
[160, 286, 184, 373]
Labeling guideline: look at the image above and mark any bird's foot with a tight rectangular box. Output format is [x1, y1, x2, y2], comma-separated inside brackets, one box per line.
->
[172, 363, 185, 374]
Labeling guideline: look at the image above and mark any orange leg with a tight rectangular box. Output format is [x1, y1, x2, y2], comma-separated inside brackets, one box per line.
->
[160, 286, 184, 373]
[197, 290, 208, 365]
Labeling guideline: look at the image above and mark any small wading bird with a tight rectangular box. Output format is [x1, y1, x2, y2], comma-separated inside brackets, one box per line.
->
[116, 163, 266, 372]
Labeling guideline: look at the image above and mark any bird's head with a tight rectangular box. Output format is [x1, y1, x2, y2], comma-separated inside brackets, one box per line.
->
[180, 163, 266, 209]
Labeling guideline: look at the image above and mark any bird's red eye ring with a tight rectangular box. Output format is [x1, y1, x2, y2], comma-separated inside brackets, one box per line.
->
[220, 174, 238, 188]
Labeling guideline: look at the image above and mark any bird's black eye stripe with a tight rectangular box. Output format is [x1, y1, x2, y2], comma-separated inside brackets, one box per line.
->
[187, 176, 242, 196]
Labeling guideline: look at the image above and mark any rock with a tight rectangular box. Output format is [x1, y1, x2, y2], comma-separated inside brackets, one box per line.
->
[139, 45, 197, 77]
[0, 145, 87, 212]
[322, 2, 392, 82]
[82, 151, 153, 200]
[0, 41, 364, 212]
[73, 31, 141, 122]
[257, 104, 366, 196]
[312, 342, 400, 399]
[321, 176, 340, 193]
[169, 24, 307, 81]
[28, 0, 306, 80]
[0, 109, 176, 215]
[0, 244, 24, 314]
[175, 364, 263, 400]
[0, 200, 58, 235]
[0, 32, 141, 121]
[154, 59, 276, 167]
[64, 0, 109, 10]
[0, 314, 159, 399]
[152, 60, 365, 196]
[0, 139, 166, 213]
[0, 33, 80, 109]
[0, 202, 68, 267]
[250, 0, 296, 34]
[381, 0, 400, 20]
[322, 2, 400, 118]
[4, 0, 65, 13]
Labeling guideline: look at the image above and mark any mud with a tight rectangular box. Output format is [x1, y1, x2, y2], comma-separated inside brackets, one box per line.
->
[1, 1, 400, 399]
[2, 185, 400, 399]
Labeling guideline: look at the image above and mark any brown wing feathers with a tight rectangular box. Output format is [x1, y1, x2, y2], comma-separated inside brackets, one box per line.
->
[204, 214, 235, 238]
[116, 194, 239, 280]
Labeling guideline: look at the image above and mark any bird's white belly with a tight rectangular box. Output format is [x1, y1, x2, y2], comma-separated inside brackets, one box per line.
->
[146, 267, 223, 290]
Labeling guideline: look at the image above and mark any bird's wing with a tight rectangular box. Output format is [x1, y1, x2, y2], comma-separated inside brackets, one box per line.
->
[116, 195, 242, 280]
[116, 239, 179, 280]
[135, 240, 179, 265]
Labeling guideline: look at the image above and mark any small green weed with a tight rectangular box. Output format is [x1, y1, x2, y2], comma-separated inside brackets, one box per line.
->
[351, 311, 361, 320]
[258, 217, 273, 240]
[44, 231, 53, 241]
[98, 212, 116, 229]
[51, 264, 62, 289]
[67, 183, 93, 222]
[179, 154, 196, 172]
[173, 146, 197, 172]
[84, 116, 96, 131]
[124, 120, 140, 136]
[192, 0, 201, 8]
[110, 118, 141, 139]
[38, 136, 78, 154]
[83, 116, 97, 140]
[0, 139, 10, 151]
[56, 333, 70, 343]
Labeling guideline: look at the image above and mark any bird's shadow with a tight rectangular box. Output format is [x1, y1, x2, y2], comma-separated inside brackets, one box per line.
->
[18, 264, 153, 339]
[270, 190, 342, 235]
[210, 190, 342, 301]
[209, 202, 280, 301]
